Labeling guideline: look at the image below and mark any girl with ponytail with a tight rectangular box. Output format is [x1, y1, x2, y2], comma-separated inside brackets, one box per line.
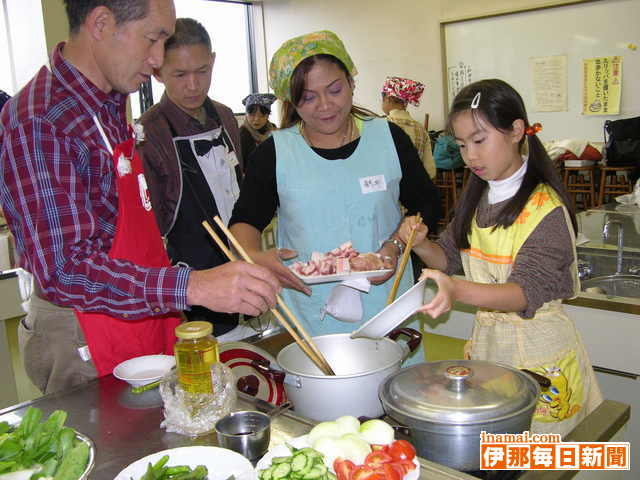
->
[398, 79, 602, 435]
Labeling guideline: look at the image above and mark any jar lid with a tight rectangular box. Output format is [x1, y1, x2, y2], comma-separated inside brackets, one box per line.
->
[379, 360, 539, 426]
[175, 321, 213, 339]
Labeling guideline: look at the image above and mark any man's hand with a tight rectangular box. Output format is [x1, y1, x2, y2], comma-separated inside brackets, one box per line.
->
[249, 247, 312, 295]
[186, 261, 281, 317]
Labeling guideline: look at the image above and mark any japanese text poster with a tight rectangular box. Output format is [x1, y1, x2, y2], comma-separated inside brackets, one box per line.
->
[582, 56, 622, 115]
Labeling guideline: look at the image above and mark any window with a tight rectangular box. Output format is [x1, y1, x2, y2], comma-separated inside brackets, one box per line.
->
[0, 0, 48, 95]
[131, 0, 255, 119]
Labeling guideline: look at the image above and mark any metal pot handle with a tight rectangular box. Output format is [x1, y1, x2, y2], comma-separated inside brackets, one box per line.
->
[521, 369, 551, 389]
[387, 327, 422, 361]
[251, 358, 286, 384]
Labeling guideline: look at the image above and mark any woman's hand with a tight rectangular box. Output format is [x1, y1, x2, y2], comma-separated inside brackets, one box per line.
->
[368, 241, 399, 285]
[416, 268, 457, 318]
[397, 215, 428, 247]
[248, 247, 312, 295]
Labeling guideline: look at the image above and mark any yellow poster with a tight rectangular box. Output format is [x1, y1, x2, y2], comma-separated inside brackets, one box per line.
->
[582, 56, 622, 115]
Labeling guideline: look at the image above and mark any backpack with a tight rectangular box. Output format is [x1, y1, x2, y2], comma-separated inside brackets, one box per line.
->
[604, 116, 640, 167]
[433, 135, 464, 170]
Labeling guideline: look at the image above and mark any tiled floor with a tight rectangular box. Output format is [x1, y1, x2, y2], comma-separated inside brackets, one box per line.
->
[6, 316, 42, 403]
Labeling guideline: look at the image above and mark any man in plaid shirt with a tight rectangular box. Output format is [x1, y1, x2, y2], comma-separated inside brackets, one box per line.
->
[0, 0, 278, 394]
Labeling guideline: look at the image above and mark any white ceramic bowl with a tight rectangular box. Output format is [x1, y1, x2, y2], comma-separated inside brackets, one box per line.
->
[351, 278, 436, 339]
[113, 354, 176, 387]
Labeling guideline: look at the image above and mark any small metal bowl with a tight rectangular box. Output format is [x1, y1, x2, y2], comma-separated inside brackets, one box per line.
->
[215, 410, 271, 461]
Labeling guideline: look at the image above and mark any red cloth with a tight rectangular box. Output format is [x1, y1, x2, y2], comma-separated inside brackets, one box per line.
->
[75, 131, 180, 376]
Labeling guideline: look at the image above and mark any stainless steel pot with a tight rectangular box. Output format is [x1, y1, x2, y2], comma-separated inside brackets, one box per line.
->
[255, 328, 421, 422]
[379, 360, 541, 472]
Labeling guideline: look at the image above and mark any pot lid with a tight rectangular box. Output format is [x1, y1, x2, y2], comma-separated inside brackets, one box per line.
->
[380, 360, 539, 426]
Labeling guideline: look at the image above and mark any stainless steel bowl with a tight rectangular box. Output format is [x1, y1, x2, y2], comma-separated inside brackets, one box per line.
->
[75, 430, 96, 479]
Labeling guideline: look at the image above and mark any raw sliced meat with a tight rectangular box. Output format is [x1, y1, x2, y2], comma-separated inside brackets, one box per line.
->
[290, 241, 389, 277]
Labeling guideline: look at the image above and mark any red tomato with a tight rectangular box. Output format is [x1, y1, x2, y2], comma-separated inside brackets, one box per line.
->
[370, 444, 389, 452]
[382, 463, 401, 480]
[398, 460, 417, 472]
[389, 463, 409, 479]
[364, 451, 393, 466]
[350, 465, 386, 480]
[387, 440, 416, 462]
[334, 458, 356, 480]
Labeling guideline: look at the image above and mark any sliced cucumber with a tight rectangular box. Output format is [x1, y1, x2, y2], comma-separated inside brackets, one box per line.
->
[291, 453, 309, 472]
[272, 462, 292, 479]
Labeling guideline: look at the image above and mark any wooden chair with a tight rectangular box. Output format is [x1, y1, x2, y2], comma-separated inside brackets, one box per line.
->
[461, 167, 471, 191]
[434, 169, 458, 226]
[563, 166, 597, 211]
[598, 166, 633, 206]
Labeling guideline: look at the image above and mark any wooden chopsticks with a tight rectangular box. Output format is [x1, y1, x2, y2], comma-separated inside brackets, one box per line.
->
[386, 213, 422, 305]
[202, 217, 336, 376]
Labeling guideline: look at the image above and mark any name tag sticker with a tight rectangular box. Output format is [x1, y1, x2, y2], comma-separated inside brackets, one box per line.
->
[359, 175, 387, 194]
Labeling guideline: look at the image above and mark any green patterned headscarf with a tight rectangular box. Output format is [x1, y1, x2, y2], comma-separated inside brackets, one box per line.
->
[269, 30, 357, 102]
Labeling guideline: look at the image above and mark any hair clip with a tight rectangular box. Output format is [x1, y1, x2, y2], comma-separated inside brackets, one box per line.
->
[525, 122, 542, 136]
[470, 92, 481, 109]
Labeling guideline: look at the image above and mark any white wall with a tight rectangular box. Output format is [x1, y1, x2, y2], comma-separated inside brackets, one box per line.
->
[258, 0, 609, 132]
[260, 0, 446, 129]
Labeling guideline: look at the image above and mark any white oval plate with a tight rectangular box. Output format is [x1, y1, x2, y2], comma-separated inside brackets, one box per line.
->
[256, 435, 420, 480]
[114, 446, 257, 480]
[113, 354, 175, 387]
[292, 269, 392, 285]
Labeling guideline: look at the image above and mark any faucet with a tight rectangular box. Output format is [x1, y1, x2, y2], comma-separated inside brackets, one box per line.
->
[602, 219, 624, 275]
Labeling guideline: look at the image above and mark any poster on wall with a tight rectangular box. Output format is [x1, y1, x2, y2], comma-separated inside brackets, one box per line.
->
[448, 62, 473, 106]
[582, 56, 622, 115]
[530, 55, 567, 112]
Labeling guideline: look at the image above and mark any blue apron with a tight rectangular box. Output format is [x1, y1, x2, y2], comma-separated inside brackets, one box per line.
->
[274, 118, 423, 363]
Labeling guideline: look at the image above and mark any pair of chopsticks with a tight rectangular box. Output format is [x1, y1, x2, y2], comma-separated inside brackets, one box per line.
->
[386, 213, 422, 305]
[202, 216, 336, 376]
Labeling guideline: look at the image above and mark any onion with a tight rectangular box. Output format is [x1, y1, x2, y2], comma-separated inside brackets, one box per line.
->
[358, 419, 395, 445]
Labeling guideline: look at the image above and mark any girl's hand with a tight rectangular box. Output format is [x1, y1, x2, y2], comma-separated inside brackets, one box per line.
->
[417, 268, 456, 318]
[397, 215, 428, 247]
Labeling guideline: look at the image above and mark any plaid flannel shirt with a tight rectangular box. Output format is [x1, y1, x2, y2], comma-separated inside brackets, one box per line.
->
[0, 43, 189, 318]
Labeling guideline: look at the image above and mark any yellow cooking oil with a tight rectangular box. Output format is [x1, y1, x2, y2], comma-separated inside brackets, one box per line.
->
[174, 321, 219, 394]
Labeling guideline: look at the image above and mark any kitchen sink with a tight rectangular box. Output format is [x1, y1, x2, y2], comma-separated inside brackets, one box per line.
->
[577, 247, 640, 298]
[581, 274, 640, 298]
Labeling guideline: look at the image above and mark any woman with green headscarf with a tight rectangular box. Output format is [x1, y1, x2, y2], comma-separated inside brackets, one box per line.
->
[229, 31, 441, 365]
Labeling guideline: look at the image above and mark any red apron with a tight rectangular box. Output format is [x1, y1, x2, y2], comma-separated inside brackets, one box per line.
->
[75, 126, 181, 376]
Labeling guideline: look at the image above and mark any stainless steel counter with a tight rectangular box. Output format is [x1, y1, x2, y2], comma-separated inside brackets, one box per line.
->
[0, 374, 629, 480]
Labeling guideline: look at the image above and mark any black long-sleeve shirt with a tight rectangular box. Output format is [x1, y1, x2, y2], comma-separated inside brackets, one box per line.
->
[230, 121, 441, 233]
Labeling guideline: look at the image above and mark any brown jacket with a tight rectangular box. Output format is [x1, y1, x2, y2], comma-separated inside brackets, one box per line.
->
[139, 94, 243, 236]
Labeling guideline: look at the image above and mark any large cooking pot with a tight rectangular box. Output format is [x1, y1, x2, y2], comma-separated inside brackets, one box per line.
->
[254, 328, 421, 421]
[379, 360, 541, 472]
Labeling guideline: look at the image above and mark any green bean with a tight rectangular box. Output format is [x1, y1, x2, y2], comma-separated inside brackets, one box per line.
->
[152, 455, 170, 473]
[165, 465, 191, 475]
[131, 380, 161, 394]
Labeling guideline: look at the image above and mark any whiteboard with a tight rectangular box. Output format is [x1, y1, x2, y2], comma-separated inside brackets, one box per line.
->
[444, 0, 640, 142]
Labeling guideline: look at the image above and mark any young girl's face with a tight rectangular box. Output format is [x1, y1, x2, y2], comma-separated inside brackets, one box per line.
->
[452, 110, 524, 181]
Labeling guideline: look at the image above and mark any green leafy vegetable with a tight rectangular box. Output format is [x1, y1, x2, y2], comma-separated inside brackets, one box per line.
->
[0, 407, 89, 480]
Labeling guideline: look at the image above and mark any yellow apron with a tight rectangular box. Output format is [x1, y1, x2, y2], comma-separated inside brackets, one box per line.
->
[460, 185, 602, 436]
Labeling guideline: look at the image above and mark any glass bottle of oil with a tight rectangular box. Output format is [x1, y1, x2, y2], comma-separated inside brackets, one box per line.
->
[174, 321, 219, 394]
